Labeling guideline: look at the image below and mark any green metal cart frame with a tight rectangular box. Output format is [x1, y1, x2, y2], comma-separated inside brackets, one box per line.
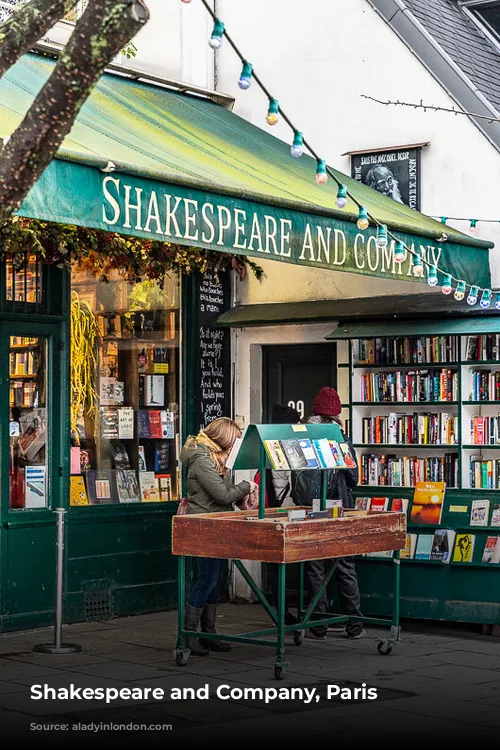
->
[174, 424, 402, 680]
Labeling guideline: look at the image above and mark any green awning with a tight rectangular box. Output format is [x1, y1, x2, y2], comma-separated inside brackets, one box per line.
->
[326, 318, 500, 340]
[0, 52, 492, 287]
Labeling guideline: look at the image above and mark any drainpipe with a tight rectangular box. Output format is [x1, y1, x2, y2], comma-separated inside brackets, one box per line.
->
[213, 0, 219, 90]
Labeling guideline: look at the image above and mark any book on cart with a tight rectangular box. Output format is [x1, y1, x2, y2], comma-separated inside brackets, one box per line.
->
[281, 438, 309, 469]
[355, 496, 372, 511]
[263, 439, 290, 470]
[370, 497, 389, 512]
[312, 438, 338, 469]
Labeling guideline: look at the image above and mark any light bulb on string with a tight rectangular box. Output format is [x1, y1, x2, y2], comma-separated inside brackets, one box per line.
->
[315, 159, 328, 185]
[441, 274, 452, 294]
[266, 98, 279, 126]
[467, 285, 479, 305]
[427, 265, 438, 287]
[394, 241, 405, 263]
[376, 224, 388, 249]
[290, 131, 304, 158]
[454, 280, 466, 301]
[412, 254, 424, 277]
[209, 19, 225, 49]
[335, 185, 347, 209]
[180, 0, 193, 3]
[470, 219, 477, 234]
[480, 289, 492, 308]
[441, 217, 448, 224]
[495, 293, 500, 310]
[238, 61, 253, 90]
[357, 206, 369, 231]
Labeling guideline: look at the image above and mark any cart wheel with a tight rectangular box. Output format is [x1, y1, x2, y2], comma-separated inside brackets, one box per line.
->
[293, 629, 305, 647]
[175, 649, 190, 666]
[274, 664, 287, 680]
[377, 640, 393, 656]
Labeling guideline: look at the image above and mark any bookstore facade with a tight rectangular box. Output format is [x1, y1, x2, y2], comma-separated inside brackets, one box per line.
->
[0, 53, 495, 631]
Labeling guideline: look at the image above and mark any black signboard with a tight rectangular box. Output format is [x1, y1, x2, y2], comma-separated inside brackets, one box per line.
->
[196, 270, 231, 431]
[351, 146, 421, 210]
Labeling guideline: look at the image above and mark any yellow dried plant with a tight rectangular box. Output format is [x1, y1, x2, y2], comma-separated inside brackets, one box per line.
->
[70, 291, 100, 442]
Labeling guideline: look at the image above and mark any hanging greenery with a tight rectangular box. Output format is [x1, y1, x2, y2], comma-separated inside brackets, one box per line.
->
[0, 217, 264, 282]
[70, 291, 100, 443]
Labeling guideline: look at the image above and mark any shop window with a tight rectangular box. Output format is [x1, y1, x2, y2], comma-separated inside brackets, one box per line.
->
[464, 1, 500, 44]
[70, 269, 181, 507]
[6, 256, 43, 305]
[10, 336, 48, 509]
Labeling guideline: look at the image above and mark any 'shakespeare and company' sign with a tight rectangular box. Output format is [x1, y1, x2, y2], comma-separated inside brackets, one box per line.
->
[19, 159, 489, 288]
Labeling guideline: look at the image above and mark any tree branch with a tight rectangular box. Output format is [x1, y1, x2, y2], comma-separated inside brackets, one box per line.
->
[0, 0, 79, 79]
[361, 94, 500, 124]
[0, 0, 149, 225]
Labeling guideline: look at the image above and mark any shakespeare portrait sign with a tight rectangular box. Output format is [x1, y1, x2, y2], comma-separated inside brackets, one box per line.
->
[350, 145, 423, 211]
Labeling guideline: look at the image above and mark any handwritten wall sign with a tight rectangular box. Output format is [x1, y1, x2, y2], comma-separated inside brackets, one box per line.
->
[196, 271, 231, 430]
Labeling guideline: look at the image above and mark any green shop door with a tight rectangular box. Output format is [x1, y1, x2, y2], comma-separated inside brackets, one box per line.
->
[0, 320, 67, 631]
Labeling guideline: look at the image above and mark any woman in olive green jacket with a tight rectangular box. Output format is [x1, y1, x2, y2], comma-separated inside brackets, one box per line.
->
[180, 417, 256, 656]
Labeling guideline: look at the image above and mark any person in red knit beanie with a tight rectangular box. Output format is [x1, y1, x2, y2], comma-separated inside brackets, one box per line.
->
[291, 386, 365, 640]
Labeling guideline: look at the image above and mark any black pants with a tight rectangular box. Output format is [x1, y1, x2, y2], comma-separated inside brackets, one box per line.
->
[304, 556, 363, 637]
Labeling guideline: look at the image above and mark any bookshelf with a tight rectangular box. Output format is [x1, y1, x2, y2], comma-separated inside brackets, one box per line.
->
[331, 325, 500, 625]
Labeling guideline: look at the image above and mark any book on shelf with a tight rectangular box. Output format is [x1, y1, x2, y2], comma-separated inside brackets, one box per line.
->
[414, 534, 434, 560]
[263, 440, 290, 470]
[118, 407, 134, 440]
[430, 529, 455, 563]
[410, 481, 445, 525]
[469, 456, 499, 489]
[338, 442, 357, 468]
[25, 465, 46, 509]
[281, 438, 309, 470]
[452, 533, 475, 563]
[148, 410, 163, 439]
[138, 410, 151, 439]
[99, 377, 117, 406]
[154, 442, 170, 473]
[100, 407, 119, 440]
[312, 498, 343, 512]
[370, 497, 389, 512]
[145, 375, 165, 407]
[400, 533, 417, 559]
[70, 475, 89, 506]
[359, 453, 458, 488]
[312, 438, 338, 469]
[390, 497, 409, 514]
[491, 504, 500, 526]
[110, 441, 130, 469]
[116, 469, 140, 503]
[470, 499, 490, 527]
[157, 474, 172, 502]
[482, 536, 500, 563]
[328, 440, 346, 468]
[161, 410, 175, 439]
[70, 446, 81, 475]
[138, 445, 147, 472]
[355, 496, 371, 511]
[139, 471, 160, 502]
[86, 470, 118, 505]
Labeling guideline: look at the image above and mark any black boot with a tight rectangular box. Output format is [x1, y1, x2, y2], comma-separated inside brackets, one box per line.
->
[199, 603, 232, 652]
[184, 605, 209, 656]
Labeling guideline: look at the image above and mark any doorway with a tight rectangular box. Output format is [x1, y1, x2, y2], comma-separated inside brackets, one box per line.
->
[262, 343, 337, 422]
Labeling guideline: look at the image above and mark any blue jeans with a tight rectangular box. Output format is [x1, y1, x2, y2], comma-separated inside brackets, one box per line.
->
[188, 557, 225, 608]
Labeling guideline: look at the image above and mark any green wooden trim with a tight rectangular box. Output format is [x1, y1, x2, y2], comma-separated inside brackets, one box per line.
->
[327, 318, 500, 340]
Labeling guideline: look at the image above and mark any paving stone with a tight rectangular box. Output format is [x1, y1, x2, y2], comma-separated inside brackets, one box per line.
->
[414, 663, 500, 684]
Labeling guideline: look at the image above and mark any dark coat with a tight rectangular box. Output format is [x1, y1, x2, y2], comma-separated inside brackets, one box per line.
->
[180, 437, 250, 514]
[291, 434, 358, 509]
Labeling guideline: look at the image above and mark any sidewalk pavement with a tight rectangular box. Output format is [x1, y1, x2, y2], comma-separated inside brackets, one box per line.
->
[1, 602, 500, 743]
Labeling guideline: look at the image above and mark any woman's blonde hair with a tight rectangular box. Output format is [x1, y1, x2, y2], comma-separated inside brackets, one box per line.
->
[196, 417, 242, 475]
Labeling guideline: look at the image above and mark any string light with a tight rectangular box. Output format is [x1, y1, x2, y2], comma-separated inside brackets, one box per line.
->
[412, 254, 424, 277]
[467, 285, 479, 305]
[238, 61, 253, 90]
[315, 159, 328, 185]
[427, 265, 438, 287]
[480, 289, 492, 308]
[496, 293, 500, 310]
[454, 280, 466, 301]
[290, 131, 304, 158]
[394, 241, 405, 263]
[266, 99, 279, 126]
[441, 274, 452, 294]
[199, 1, 491, 309]
[376, 224, 388, 249]
[209, 19, 225, 49]
[335, 185, 347, 209]
[180, 0, 193, 3]
[357, 206, 369, 231]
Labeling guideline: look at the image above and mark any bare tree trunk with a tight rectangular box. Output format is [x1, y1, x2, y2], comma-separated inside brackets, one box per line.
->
[0, 0, 149, 225]
[0, 0, 79, 79]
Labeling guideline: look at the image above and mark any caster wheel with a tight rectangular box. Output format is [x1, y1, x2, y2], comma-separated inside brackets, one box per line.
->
[377, 641, 393, 656]
[175, 650, 190, 666]
[274, 664, 287, 680]
[293, 629, 305, 646]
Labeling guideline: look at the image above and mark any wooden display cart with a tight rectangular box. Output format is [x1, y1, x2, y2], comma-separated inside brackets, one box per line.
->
[172, 423, 406, 679]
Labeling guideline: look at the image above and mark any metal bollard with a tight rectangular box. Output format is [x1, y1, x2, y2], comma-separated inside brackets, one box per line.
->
[34, 508, 81, 654]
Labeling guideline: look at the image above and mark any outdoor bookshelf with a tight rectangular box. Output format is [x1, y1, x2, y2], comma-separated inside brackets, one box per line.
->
[328, 320, 500, 626]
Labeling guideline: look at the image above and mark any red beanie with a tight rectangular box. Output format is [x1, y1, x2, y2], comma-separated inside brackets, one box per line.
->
[312, 387, 342, 417]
